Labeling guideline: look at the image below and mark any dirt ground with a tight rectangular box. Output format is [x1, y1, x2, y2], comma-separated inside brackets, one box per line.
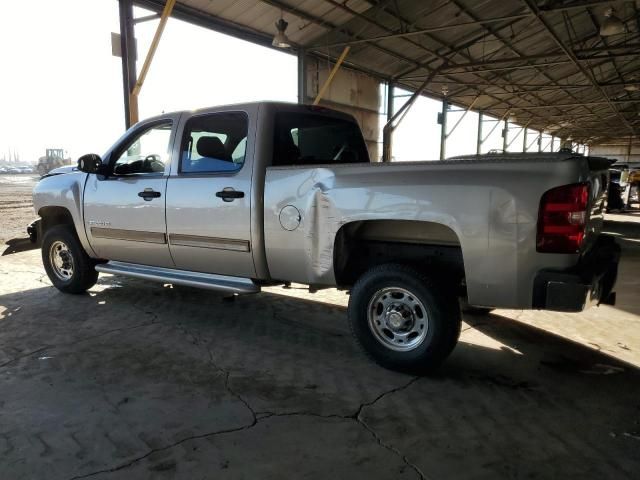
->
[1, 175, 639, 479]
[0, 174, 39, 246]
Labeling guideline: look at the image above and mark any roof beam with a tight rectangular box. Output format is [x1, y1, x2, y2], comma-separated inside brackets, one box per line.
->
[312, 0, 531, 115]
[521, 0, 635, 135]
[311, 13, 532, 49]
[259, 0, 423, 69]
[437, 50, 638, 72]
[538, 1, 617, 13]
[437, 0, 601, 119]
[353, 0, 560, 116]
[495, 99, 640, 110]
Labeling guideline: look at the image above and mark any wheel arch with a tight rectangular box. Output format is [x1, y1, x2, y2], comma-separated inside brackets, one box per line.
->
[333, 219, 466, 289]
[38, 206, 75, 235]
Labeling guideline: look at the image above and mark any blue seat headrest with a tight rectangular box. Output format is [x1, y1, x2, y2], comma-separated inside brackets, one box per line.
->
[196, 136, 230, 161]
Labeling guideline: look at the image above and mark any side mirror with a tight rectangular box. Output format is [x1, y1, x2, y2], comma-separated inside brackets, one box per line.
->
[77, 154, 104, 174]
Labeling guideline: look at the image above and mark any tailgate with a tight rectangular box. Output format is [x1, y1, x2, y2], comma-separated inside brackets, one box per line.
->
[582, 156, 615, 252]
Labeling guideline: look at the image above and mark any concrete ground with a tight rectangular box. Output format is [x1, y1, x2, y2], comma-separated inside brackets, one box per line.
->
[1, 175, 639, 479]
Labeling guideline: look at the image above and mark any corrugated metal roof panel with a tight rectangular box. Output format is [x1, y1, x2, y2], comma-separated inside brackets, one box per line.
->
[134, 0, 639, 143]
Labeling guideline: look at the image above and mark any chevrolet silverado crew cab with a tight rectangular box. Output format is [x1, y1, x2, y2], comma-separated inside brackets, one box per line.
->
[32, 102, 619, 372]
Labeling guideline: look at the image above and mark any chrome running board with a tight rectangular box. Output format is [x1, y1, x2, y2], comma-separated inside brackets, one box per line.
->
[95, 261, 260, 294]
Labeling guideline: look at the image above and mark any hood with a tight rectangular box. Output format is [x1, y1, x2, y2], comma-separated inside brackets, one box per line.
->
[41, 165, 78, 178]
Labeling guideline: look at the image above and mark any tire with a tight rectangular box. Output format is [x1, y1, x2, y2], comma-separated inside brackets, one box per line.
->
[42, 225, 98, 294]
[348, 263, 461, 374]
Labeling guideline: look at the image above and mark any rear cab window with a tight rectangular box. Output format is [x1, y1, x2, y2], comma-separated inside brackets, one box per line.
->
[180, 112, 248, 174]
[272, 112, 369, 167]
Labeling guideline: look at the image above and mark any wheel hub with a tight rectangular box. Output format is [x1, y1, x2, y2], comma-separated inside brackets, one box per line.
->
[367, 287, 429, 352]
[49, 240, 74, 281]
[385, 307, 411, 331]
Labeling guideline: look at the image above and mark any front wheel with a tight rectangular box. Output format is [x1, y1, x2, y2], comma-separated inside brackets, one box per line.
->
[42, 225, 98, 294]
[348, 264, 461, 373]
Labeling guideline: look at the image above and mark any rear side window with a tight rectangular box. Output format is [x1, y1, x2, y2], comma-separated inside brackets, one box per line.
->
[273, 112, 369, 166]
[180, 112, 248, 174]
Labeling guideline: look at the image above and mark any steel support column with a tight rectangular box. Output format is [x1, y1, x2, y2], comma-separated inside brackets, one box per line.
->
[119, 0, 137, 129]
[502, 119, 508, 153]
[386, 82, 395, 124]
[538, 132, 543, 152]
[527, 131, 539, 151]
[129, 0, 176, 125]
[523, 127, 528, 152]
[382, 67, 442, 162]
[476, 112, 483, 155]
[439, 99, 448, 160]
[382, 81, 395, 162]
[297, 49, 307, 104]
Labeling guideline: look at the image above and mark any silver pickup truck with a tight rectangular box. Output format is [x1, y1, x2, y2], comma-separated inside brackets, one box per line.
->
[32, 102, 619, 372]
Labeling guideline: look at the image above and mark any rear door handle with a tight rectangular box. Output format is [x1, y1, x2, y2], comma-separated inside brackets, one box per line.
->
[216, 189, 245, 202]
[138, 189, 161, 201]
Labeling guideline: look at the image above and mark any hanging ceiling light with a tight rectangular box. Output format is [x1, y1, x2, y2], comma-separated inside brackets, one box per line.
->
[441, 85, 449, 96]
[624, 84, 639, 92]
[272, 18, 291, 48]
[600, 8, 625, 36]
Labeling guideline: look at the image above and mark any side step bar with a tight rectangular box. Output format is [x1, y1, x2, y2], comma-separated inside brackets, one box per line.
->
[95, 261, 260, 294]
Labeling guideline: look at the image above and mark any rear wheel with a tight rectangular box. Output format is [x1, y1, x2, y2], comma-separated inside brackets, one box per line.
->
[348, 264, 461, 373]
[42, 225, 98, 294]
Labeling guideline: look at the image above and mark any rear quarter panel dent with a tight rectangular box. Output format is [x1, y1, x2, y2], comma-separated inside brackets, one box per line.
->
[264, 159, 585, 308]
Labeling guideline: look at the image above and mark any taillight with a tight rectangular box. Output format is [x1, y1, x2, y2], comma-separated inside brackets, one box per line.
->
[537, 183, 590, 253]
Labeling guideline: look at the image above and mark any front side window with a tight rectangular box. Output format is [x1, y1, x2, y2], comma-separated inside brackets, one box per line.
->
[273, 112, 369, 166]
[113, 122, 172, 175]
[180, 112, 248, 174]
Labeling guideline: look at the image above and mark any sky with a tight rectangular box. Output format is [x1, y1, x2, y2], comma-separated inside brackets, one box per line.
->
[0, 0, 548, 164]
[0, 0, 296, 163]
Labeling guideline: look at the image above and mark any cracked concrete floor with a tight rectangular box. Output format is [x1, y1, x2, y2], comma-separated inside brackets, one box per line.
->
[1, 215, 640, 479]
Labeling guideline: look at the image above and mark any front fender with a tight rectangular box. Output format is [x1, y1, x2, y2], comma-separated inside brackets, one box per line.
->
[33, 172, 97, 257]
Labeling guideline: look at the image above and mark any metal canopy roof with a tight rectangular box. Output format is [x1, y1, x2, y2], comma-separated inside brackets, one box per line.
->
[136, 0, 640, 144]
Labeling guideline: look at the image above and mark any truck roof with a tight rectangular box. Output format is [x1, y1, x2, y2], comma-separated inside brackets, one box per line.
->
[157, 101, 356, 121]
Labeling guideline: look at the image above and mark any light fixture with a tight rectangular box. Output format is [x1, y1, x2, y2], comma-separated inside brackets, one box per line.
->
[508, 112, 517, 123]
[272, 18, 291, 48]
[624, 84, 639, 92]
[441, 85, 449, 96]
[600, 8, 625, 36]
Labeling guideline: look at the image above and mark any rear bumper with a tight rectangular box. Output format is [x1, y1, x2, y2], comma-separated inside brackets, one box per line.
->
[533, 235, 620, 312]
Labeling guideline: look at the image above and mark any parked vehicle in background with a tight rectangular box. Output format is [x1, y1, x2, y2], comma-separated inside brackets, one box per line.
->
[606, 167, 631, 212]
[628, 169, 640, 206]
[0, 167, 7, 174]
[31, 102, 620, 372]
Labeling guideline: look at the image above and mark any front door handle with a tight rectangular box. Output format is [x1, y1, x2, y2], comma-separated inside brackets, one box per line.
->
[216, 189, 245, 202]
[138, 188, 161, 201]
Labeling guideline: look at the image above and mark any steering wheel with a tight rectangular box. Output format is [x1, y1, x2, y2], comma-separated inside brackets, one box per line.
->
[143, 154, 164, 173]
